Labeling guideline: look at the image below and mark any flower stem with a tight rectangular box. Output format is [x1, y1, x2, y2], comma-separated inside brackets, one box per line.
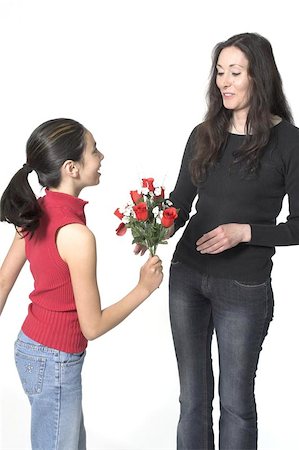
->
[149, 244, 157, 256]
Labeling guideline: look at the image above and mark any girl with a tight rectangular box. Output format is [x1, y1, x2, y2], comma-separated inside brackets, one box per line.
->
[0, 118, 163, 449]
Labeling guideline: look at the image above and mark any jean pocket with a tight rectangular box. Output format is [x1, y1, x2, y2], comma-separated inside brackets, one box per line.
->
[63, 351, 86, 367]
[15, 349, 46, 395]
[60, 352, 85, 389]
[170, 259, 182, 267]
[232, 279, 269, 288]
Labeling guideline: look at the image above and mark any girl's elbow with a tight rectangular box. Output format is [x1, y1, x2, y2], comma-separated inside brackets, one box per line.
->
[83, 329, 99, 341]
[82, 325, 105, 341]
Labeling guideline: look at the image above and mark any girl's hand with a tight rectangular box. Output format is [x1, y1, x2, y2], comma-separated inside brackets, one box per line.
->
[138, 256, 163, 294]
[196, 223, 251, 254]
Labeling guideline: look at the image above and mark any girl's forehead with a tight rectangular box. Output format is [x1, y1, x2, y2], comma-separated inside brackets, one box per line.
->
[85, 130, 95, 145]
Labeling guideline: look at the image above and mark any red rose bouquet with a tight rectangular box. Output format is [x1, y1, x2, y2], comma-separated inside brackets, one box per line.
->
[114, 177, 178, 256]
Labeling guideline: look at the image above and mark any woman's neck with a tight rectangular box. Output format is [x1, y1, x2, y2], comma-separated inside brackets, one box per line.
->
[230, 111, 248, 135]
[229, 113, 282, 135]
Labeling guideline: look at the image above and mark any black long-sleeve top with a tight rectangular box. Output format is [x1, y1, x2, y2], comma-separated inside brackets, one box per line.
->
[169, 120, 299, 282]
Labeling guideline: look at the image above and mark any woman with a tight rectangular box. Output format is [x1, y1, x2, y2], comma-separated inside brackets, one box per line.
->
[168, 33, 299, 449]
[0, 118, 163, 449]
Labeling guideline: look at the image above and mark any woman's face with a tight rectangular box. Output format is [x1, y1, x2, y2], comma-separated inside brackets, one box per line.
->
[216, 46, 251, 114]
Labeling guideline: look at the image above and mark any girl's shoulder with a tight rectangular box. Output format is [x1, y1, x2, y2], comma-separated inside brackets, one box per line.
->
[57, 223, 94, 241]
[56, 223, 96, 264]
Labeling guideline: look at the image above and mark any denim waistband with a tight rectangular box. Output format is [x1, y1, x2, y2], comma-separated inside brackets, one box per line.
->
[16, 330, 60, 355]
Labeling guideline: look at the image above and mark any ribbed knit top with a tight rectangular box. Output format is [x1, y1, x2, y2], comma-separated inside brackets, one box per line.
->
[170, 120, 299, 282]
[22, 189, 88, 353]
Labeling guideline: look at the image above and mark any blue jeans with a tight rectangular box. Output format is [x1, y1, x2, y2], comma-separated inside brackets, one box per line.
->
[169, 261, 274, 450]
[14, 331, 86, 450]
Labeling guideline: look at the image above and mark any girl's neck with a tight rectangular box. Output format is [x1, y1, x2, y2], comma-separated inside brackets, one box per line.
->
[48, 184, 81, 198]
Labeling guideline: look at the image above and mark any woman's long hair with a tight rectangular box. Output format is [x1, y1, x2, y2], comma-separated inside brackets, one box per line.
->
[0, 118, 86, 234]
[190, 32, 293, 183]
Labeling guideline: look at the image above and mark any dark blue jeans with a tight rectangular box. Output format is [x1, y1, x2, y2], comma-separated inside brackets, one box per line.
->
[169, 261, 274, 450]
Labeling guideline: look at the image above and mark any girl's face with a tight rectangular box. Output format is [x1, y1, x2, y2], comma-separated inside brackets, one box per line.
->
[78, 130, 104, 187]
[216, 46, 251, 115]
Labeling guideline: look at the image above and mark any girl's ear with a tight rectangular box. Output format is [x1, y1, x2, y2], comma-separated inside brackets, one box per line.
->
[62, 160, 79, 178]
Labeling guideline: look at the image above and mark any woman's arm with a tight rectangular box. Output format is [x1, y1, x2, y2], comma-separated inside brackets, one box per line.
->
[248, 141, 299, 247]
[57, 223, 163, 340]
[196, 223, 251, 254]
[168, 126, 198, 232]
[0, 231, 27, 315]
[134, 126, 198, 256]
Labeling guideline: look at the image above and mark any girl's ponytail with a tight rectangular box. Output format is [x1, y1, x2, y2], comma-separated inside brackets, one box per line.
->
[0, 164, 42, 234]
[1, 118, 86, 235]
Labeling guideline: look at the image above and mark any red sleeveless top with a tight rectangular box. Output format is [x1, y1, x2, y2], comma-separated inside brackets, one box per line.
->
[22, 189, 88, 352]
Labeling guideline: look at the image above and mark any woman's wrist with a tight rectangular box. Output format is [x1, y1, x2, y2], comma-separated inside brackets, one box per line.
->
[242, 224, 252, 243]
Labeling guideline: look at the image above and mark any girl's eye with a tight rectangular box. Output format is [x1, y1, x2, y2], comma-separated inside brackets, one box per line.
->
[232, 73, 241, 76]
[217, 72, 224, 76]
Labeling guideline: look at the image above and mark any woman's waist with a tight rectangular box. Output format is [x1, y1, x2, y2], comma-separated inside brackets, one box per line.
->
[173, 236, 274, 283]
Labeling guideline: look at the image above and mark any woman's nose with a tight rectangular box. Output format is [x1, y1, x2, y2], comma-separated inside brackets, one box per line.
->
[222, 74, 232, 88]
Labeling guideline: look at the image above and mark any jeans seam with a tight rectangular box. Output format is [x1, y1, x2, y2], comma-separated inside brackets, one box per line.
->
[54, 362, 62, 449]
[203, 312, 212, 450]
[249, 307, 272, 411]
[265, 282, 274, 320]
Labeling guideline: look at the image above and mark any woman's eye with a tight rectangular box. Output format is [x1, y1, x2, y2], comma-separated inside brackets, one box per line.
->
[217, 72, 224, 76]
[232, 72, 241, 76]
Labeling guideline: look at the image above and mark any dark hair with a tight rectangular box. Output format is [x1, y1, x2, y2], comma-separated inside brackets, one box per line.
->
[0, 118, 86, 234]
[190, 32, 293, 183]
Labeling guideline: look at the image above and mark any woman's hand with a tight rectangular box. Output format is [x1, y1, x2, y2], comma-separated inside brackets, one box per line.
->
[165, 224, 175, 239]
[196, 223, 251, 254]
[133, 224, 175, 256]
[134, 243, 148, 255]
[138, 255, 163, 294]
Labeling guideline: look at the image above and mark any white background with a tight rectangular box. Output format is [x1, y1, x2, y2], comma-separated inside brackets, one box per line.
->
[0, 1, 298, 449]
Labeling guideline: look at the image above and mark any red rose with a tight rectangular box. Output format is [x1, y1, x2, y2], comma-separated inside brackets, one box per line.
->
[130, 190, 143, 204]
[114, 208, 124, 220]
[116, 222, 127, 236]
[142, 177, 155, 192]
[161, 207, 178, 228]
[133, 202, 148, 221]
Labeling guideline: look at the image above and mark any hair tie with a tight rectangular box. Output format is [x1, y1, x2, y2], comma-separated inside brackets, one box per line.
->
[23, 163, 33, 174]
